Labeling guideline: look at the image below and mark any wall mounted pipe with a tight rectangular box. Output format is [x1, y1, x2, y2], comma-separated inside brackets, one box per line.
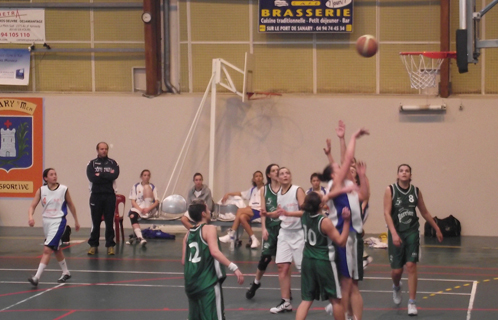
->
[0, 3, 142, 9]
[163, 0, 179, 93]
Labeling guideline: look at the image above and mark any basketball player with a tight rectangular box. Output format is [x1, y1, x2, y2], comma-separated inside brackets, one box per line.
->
[246, 163, 281, 299]
[127, 169, 159, 246]
[219, 171, 265, 249]
[182, 199, 244, 320]
[322, 125, 370, 320]
[27, 168, 80, 286]
[384, 164, 443, 316]
[296, 192, 351, 320]
[269, 167, 306, 313]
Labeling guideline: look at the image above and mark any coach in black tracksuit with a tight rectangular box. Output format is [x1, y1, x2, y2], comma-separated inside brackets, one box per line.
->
[86, 142, 120, 255]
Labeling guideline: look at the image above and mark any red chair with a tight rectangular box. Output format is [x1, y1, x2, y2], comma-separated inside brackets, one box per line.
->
[114, 194, 126, 244]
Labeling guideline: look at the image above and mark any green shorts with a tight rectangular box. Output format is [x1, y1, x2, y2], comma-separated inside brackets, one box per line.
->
[187, 283, 225, 320]
[261, 224, 280, 257]
[301, 257, 341, 301]
[388, 230, 420, 269]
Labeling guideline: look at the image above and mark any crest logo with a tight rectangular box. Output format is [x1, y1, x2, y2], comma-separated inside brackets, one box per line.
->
[0, 116, 32, 172]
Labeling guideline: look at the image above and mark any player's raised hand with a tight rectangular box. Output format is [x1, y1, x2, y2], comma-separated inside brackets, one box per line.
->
[356, 161, 367, 175]
[336, 120, 345, 138]
[323, 138, 332, 155]
[354, 128, 370, 138]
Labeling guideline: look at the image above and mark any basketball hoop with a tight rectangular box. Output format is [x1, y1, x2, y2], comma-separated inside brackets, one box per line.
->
[399, 52, 456, 89]
[246, 92, 282, 100]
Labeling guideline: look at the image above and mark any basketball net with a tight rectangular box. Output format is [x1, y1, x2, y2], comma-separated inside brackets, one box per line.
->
[399, 52, 456, 90]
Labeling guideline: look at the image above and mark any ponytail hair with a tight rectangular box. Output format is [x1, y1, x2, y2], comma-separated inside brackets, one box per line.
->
[319, 165, 333, 182]
[301, 192, 322, 214]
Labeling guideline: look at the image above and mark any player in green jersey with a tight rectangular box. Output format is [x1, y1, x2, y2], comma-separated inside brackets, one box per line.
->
[246, 163, 284, 299]
[296, 191, 351, 320]
[383, 164, 443, 316]
[182, 199, 244, 320]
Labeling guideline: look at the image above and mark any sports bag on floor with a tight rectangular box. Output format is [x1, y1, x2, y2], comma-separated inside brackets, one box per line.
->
[424, 215, 461, 237]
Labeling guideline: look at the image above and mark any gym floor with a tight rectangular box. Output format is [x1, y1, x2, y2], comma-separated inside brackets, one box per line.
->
[1, 226, 497, 320]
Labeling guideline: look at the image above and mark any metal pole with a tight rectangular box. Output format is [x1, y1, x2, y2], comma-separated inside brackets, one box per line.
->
[163, 0, 178, 93]
[459, 0, 466, 29]
[208, 60, 218, 193]
[29, 48, 144, 53]
[0, 3, 142, 8]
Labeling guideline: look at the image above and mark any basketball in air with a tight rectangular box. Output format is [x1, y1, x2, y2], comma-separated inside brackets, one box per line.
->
[356, 35, 378, 58]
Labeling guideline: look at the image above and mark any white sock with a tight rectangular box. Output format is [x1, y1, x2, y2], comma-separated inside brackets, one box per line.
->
[58, 259, 69, 275]
[34, 263, 46, 280]
[254, 279, 260, 285]
[134, 228, 143, 239]
[284, 298, 290, 303]
[251, 234, 258, 242]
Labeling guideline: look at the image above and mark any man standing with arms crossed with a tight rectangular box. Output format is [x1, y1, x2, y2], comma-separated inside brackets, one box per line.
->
[87, 142, 120, 255]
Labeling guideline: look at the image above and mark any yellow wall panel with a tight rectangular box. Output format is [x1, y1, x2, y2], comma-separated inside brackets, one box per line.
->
[180, 43, 189, 93]
[94, 9, 143, 42]
[380, 1, 440, 42]
[45, 9, 91, 41]
[31, 0, 88, 3]
[191, 0, 249, 42]
[484, 50, 498, 94]
[179, 1, 188, 42]
[94, 44, 145, 92]
[34, 44, 92, 92]
[317, 44, 375, 93]
[253, 45, 313, 93]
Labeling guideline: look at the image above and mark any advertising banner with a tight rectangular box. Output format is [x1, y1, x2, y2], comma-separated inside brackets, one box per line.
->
[259, 0, 353, 33]
[0, 9, 46, 43]
[0, 49, 30, 86]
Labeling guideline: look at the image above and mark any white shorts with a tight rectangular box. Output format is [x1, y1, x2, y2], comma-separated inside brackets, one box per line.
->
[43, 217, 66, 250]
[275, 228, 305, 272]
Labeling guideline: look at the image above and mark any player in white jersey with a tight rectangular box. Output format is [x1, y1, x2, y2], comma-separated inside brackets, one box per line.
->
[127, 169, 159, 246]
[322, 123, 370, 320]
[268, 167, 305, 313]
[28, 168, 80, 286]
[219, 171, 265, 249]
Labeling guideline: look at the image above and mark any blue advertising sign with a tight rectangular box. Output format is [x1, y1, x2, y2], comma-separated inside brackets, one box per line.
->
[259, 0, 353, 33]
[0, 49, 30, 85]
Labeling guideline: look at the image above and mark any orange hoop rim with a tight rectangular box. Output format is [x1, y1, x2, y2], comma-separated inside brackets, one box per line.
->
[399, 51, 457, 59]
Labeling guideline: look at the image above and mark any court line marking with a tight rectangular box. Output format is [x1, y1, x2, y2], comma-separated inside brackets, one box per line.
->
[0, 269, 478, 283]
[0, 280, 472, 296]
[0, 283, 64, 311]
[466, 281, 477, 320]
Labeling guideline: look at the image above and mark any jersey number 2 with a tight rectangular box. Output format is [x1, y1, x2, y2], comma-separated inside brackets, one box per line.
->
[188, 242, 201, 263]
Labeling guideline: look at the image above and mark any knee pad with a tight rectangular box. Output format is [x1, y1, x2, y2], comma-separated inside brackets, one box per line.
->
[258, 255, 272, 271]
[129, 213, 139, 225]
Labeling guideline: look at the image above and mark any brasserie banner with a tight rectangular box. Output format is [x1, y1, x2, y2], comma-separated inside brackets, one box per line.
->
[259, 0, 353, 33]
